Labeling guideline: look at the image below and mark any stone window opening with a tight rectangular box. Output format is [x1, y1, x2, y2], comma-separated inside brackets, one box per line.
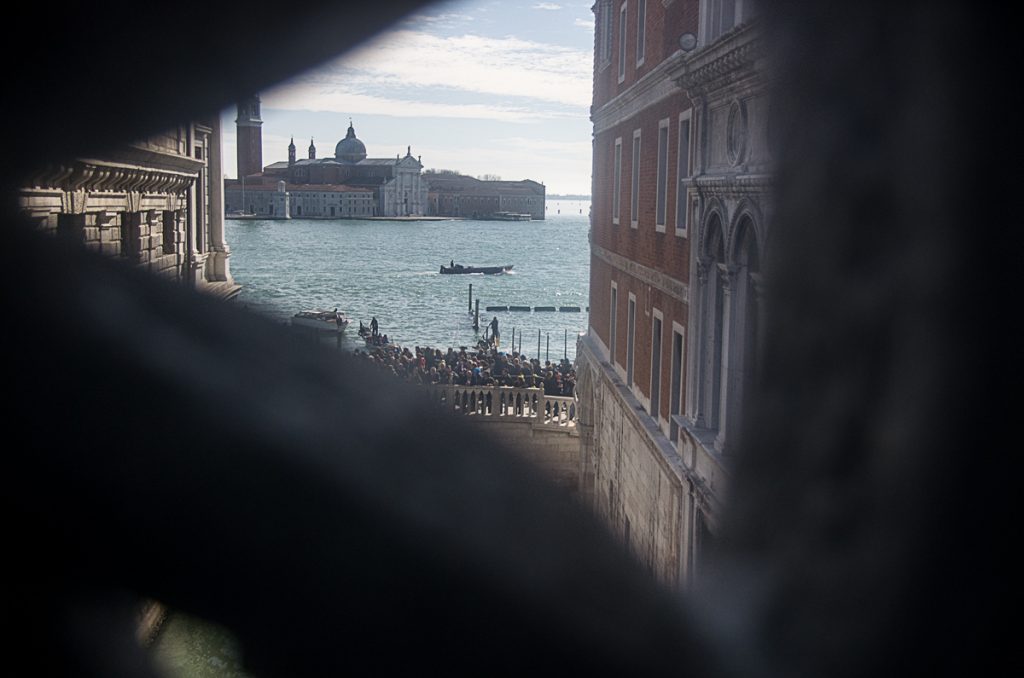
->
[693, 210, 763, 456]
[613, 137, 622, 224]
[656, 118, 670, 231]
[676, 112, 692, 236]
[669, 323, 686, 442]
[631, 129, 641, 228]
[609, 282, 618, 368]
[695, 213, 726, 433]
[636, 0, 646, 67]
[162, 210, 177, 255]
[618, 2, 628, 83]
[719, 215, 762, 454]
[650, 309, 663, 421]
[120, 211, 141, 260]
[626, 292, 637, 387]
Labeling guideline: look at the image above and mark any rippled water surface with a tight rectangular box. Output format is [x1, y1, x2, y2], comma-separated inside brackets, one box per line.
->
[226, 199, 592, 360]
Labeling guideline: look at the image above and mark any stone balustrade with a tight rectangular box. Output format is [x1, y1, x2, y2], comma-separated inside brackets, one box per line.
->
[422, 384, 577, 429]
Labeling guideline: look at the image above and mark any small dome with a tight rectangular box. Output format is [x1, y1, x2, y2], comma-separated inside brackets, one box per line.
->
[335, 122, 367, 163]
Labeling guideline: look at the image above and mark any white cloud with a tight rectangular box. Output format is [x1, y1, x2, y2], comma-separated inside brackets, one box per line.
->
[274, 30, 592, 111]
[575, 17, 595, 30]
[263, 82, 572, 123]
[533, 2, 562, 9]
[406, 12, 475, 27]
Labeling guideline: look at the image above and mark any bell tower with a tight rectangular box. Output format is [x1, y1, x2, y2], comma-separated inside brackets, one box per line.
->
[235, 94, 263, 179]
[308, 138, 317, 159]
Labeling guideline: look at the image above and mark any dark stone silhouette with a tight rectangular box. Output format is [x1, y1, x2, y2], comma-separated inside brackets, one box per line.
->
[0, 2, 1012, 677]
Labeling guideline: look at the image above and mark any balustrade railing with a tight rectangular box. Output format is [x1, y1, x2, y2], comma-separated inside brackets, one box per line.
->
[422, 384, 576, 428]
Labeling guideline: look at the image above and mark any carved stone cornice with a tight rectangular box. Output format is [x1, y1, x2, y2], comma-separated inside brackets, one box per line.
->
[591, 241, 690, 304]
[669, 20, 764, 99]
[692, 173, 772, 197]
[24, 158, 198, 197]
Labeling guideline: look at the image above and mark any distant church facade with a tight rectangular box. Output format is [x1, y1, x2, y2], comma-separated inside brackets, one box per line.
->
[224, 95, 426, 218]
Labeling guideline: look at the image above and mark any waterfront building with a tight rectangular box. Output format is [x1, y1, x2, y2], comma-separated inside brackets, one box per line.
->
[424, 172, 546, 220]
[575, 0, 768, 588]
[224, 180, 376, 219]
[227, 104, 427, 218]
[17, 118, 240, 299]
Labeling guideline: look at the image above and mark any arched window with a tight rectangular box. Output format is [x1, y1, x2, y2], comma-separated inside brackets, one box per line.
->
[696, 213, 726, 432]
[720, 215, 761, 453]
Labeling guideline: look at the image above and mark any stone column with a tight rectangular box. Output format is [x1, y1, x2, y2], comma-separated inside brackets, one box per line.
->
[207, 115, 234, 285]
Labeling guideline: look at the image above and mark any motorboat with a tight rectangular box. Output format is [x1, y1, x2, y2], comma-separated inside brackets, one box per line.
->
[292, 309, 350, 333]
[439, 264, 513, 275]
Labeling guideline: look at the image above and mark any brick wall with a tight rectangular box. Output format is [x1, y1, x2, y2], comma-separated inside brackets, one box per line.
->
[593, 0, 700, 109]
[592, 91, 692, 278]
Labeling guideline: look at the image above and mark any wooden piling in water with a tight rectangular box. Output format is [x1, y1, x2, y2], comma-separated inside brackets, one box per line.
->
[468, 284, 473, 314]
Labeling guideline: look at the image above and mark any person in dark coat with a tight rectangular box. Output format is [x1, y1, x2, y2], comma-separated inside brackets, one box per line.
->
[489, 316, 499, 347]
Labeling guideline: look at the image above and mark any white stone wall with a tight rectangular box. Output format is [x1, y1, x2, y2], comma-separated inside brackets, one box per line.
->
[576, 334, 722, 589]
[464, 418, 581, 493]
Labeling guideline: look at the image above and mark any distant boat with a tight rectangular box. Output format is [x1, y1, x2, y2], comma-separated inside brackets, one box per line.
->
[292, 309, 350, 333]
[440, 264, 513, 275]
[492, 212, 531, 221]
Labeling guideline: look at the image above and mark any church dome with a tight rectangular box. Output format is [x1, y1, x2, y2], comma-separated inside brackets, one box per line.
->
[335, 122, 367, 163]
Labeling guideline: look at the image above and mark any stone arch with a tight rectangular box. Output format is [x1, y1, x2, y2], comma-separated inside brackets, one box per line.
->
[702, 207, 727, 264]
[726, 199, 764, 268]
[698, 198, 728, 261]
[731, 213, 761, 273]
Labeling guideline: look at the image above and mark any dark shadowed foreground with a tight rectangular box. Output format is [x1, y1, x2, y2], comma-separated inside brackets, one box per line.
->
[1, 1, 1013, 677]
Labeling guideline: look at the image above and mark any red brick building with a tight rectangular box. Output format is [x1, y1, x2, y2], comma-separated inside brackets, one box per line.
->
[423, 172, 546, 220]
[576, 0, 767, 588]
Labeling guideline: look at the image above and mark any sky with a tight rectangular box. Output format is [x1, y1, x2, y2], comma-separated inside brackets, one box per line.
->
[220, 1, 596, 196]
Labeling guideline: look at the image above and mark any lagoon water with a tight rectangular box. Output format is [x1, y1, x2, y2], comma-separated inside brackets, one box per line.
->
[226, 198, 592, 360]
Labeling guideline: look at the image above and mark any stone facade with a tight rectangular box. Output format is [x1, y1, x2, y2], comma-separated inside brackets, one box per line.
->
[224, 181, 376, 219]
[18, 118, 240, 299]
[576, 0, 766, 589]
[424, 173, 546, 220]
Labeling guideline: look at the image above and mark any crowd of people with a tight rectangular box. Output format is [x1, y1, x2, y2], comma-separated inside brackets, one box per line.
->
[353, 340, 577, 397]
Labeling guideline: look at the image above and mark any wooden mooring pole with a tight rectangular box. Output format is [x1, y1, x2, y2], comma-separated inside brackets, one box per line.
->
[564, 329, 568, 359]
[468, 284, 473, 314]
[546, 334, 549, 361]
[537, 329, 541, 360]
[474, 299, 480, 331]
